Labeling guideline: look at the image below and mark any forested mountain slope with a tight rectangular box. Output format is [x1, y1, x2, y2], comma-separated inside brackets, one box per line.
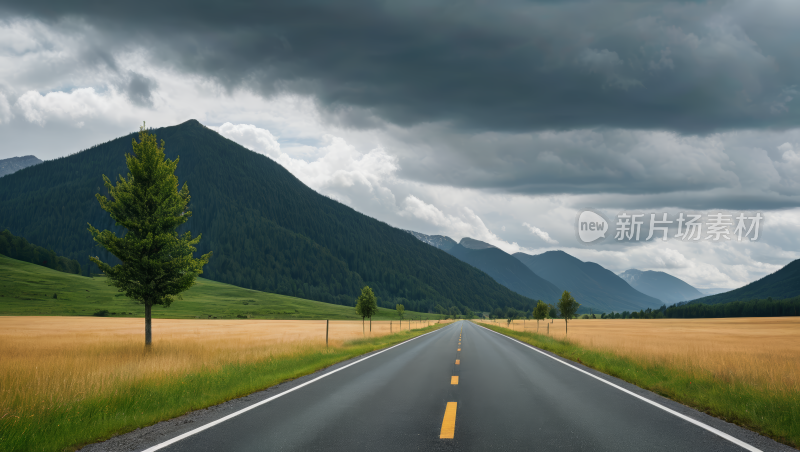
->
[0, 120, 534, 314]
[687, 259, 800, 306]
[447, 242, 562, 303]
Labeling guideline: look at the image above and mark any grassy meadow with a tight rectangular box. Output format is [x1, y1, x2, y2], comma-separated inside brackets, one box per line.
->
[0, 254, 439, 320]
[477, 318, 800, 448]
[0, 316, 450, 452]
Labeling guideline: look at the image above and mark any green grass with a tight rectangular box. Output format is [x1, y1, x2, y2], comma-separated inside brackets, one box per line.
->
[479, 322, 800, 449]
[0, 323, 446, 452]
[0, 255, 439, 320]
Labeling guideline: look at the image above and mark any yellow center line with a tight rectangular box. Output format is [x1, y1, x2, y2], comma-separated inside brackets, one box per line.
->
[457, 348, 461, 351]
[451, 375, 459, 384]
[440, 402, 457, 439]
[455, 359, 460, 365]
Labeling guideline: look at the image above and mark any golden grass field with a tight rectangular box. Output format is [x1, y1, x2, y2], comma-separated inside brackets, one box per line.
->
[0, 316, 446, 424]
[479, 317, 800, 393]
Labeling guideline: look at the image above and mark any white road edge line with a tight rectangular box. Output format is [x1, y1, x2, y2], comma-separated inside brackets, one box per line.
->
[476, 323, 761, 452]
[141, 324, 451, 452]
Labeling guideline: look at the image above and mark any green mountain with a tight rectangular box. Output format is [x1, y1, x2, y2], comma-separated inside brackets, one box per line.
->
[0, 120, 535, 314]
[409, 233, 561, 303]
[618, 269, 703, 304]
[687, 259, 800, 306]
[0, 253, 437, 319]
[514, 250, 664, 313]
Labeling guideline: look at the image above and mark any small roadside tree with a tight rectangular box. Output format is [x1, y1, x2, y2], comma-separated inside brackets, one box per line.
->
[88, 123, 211, 347]
[533, 300, 549, 333]
[396, 303, 405, 322]
[506, 307, 520, 327]
[355, 286, 378, 333]
[557, 290, 580, 335]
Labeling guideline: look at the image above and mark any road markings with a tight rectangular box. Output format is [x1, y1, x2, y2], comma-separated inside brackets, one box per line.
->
[140, 326, 451, 452]
[451, 376, 459, 385]
[457, 348, 461, 351]
[455, 359, 460, 365]
[440, 402, 458, 439]
[477, 324, 762, 452]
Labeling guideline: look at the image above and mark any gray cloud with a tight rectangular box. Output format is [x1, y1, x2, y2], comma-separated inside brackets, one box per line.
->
[2, 0, 800, 134]
[124, 71, 156, 107]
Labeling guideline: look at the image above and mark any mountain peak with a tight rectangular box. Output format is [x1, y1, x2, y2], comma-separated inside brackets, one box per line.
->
[406, 230, 457, 251]
[459, 237, 496, 250]
[179, 119, 203, 127]
[0, 155, 43, 178]
[619, 269, 702, 304]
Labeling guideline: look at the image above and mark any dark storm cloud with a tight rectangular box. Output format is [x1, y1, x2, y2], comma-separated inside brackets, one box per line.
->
[124, 71, 157, 107]
[3, 0, 800, 134]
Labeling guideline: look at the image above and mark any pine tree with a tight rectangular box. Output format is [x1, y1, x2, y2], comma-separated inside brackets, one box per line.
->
[88, 123, 211, 347]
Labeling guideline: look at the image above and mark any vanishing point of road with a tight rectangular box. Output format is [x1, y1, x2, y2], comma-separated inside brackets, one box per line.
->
[89, 321, 791, 452]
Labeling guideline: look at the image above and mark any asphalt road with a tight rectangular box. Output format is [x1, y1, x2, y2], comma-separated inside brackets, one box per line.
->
[113, 321, 789, 452]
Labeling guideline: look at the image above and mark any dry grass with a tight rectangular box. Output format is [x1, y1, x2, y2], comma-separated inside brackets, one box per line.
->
[483, 317, 800, 394]
[0, 316, 443, 417]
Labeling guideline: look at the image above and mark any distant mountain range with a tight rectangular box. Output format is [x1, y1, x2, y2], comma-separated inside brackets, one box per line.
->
[688, 259, 800, 306]
[0, 120, 536, 315]
[618, 269, 703, 304]
[449, 238, 562, 303]
[0, 156, 42, 178]
[405, 231, 457, 251]
[407, 232, 561, 304]
[515, 251, 664, 313]
[407, 231, 663, 313]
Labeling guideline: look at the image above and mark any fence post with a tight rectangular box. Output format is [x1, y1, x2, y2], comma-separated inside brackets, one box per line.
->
[326, 319, 329, 347]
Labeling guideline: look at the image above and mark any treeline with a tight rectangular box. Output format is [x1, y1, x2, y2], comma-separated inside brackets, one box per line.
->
[599, 297, 800, 319]
[602, 306, 667, 319]
[0, 229, 82, 275]
[664, 297, 800, 318]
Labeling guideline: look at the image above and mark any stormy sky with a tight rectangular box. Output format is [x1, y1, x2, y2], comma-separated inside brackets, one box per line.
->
[1, 0, 799, 289]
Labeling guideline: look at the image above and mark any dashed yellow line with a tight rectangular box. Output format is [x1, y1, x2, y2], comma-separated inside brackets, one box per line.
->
[457, 348, 461, 351]
[451, 376, 459, 385]
[455, 359, 460, 365]
[440, 402, 458, 439]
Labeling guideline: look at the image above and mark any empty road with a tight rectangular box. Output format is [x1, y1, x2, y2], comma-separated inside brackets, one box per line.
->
[100, 321, 788, 451]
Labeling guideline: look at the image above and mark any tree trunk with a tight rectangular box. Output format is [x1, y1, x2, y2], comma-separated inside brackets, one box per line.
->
[362, 317, 365, 335]
[369, 317, 372, 332]
[565, 319, 568, 335]
[145, 303, 152, 348]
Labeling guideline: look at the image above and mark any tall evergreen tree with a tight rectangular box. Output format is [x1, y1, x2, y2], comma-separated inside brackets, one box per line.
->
[88, 123, 211, 347]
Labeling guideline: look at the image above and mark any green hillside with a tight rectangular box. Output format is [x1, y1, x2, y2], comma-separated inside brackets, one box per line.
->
[687, 259, 800, 306]
[0, 121, 535, 314]
[0, 254, 438, 319]
[0, 229, 82, 275]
